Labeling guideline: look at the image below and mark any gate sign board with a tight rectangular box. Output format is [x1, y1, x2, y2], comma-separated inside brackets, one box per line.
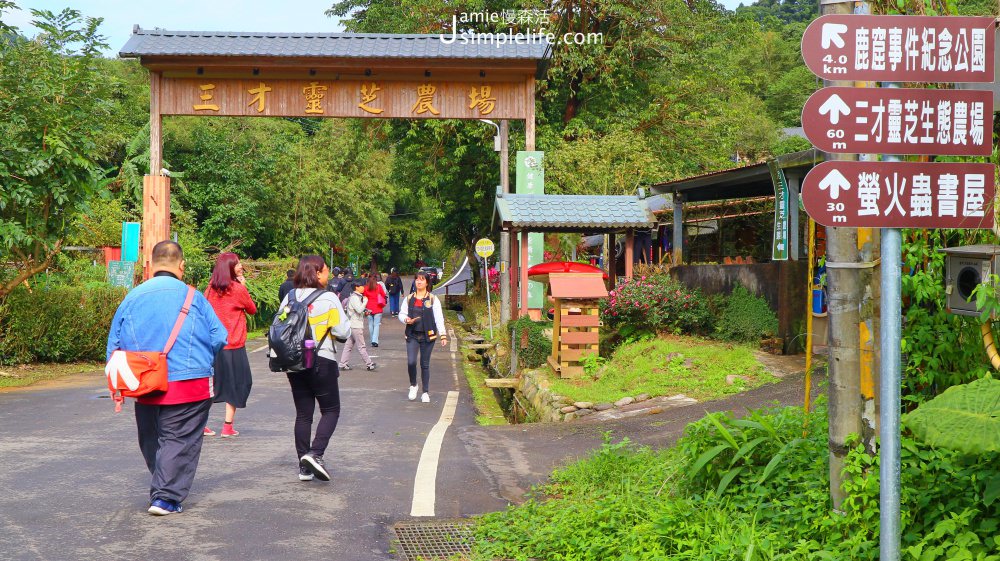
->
[801, 15, 996, 83]
[801, 161, 995, 228]
[160, 78, 528, 120]
[803, 87, 993, 156]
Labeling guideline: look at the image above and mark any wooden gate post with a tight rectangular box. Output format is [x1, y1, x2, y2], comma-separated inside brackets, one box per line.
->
[141, 175, 170, 279]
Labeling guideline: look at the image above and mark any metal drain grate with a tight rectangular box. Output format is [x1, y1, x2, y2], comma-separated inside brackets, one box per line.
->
[393, 520, 475, 560]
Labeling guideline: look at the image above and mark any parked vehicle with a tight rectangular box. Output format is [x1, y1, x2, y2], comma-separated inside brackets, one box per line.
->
[418, 266, 440, 286]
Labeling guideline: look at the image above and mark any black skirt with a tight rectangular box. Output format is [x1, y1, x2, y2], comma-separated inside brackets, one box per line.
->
[212, 347, 253, 408]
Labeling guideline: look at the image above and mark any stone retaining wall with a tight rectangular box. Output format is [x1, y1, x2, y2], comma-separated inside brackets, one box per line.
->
[515, 368, 657, 423]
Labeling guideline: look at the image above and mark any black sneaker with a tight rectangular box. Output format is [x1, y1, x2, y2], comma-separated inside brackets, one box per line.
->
[371, 342, 379, 347]
[300, 454, 331, 481]
[298, 465, 314, 481]
[366, 363, 378, 371]
[340, 363, 352, 371]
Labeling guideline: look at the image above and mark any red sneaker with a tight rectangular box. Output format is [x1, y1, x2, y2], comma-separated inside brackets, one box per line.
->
[203, 427, 216, 436]
[221, 424, 239, 438]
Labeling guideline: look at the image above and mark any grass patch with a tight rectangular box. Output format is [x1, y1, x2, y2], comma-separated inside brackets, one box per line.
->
[247, 328, 268, 341]
[0, 361, 103, 389]
[462, 355, 509, 426]
[546, 335, 776, 404]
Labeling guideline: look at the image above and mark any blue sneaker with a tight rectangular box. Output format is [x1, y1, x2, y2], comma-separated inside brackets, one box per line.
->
[148, 498, 183, 515]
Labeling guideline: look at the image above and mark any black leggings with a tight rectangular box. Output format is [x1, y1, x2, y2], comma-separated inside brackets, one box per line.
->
[406, 336, 436, 392]
[286, 356, 341, 460]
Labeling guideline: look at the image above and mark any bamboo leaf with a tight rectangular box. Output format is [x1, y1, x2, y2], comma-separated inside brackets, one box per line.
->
[717, 466, 744, 495]
[706, 412, 741, 450]
[758, 438, 803, 484]
[730, 436, 768, 467]
[690, 444, 730, 479]
[904, 376, 1000, 455]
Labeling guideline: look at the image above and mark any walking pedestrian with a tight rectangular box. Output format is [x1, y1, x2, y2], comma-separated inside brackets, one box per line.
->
[385, 268, 403, 317]
[278, 269, 295, 303]
[398, 271, 448, 403]
[364, 271, 387, 347]
[279, 255, 351, 482]
[327, 266, 344, 294]
[339, 280, 377, 371]
[204, 253, 257, 437]
[105, 240, 228, 515]
[338, 270, 355, 305]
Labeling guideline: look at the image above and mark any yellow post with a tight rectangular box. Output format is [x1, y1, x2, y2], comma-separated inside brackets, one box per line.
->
[551, 297, 561, 364]
[804, 218, 816, 427]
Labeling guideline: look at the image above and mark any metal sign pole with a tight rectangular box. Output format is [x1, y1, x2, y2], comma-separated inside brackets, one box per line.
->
[880, 82, 902, 561]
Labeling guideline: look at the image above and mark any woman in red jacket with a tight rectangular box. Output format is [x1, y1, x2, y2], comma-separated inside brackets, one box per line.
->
[205, 253, 257, 437]
[363, 271, 388, 347]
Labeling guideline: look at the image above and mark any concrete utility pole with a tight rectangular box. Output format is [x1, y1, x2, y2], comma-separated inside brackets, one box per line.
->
[499, 119, 511, 326]
[820, 0, 871, 510]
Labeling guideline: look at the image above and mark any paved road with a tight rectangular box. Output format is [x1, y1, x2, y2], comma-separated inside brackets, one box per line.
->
[0, 318, 504, 561]
[0, 313, 823, 561]
[432, 258, 471, 296]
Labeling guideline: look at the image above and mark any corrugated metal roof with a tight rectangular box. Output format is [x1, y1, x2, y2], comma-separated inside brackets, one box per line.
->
[495, 194, 657, 231]
[119, 28, 551, 60]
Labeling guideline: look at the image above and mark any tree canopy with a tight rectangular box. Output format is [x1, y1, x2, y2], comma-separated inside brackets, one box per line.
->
[2, 0, 820, 290]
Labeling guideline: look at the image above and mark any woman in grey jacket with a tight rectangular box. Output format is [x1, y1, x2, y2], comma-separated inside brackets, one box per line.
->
[339, 281, 376, 371]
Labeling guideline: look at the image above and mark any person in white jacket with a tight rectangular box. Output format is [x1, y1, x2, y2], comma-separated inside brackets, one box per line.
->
[398, 271, 448, 403]
[339, 280, 377, 371]
[278, 255, 352, 482]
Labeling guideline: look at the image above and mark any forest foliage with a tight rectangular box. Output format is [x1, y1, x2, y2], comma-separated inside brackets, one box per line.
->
[1, 0, 819, 292]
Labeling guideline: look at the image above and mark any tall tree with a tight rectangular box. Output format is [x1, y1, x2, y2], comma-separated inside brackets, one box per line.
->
[0, 2, 115, 298]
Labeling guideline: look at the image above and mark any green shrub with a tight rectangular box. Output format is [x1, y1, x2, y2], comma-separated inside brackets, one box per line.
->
[0, 286, 126, 364]
[473, 398, 1000, 561]
[715, 284, 779, 343]
[601, 274, 711, 337]
[505, 316, 551, 369]
[243, 265, 288, 333]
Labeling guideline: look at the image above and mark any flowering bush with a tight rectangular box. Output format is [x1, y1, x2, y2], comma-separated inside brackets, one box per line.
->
[601, 275, 711, 335]
[488, 266, 500, 294]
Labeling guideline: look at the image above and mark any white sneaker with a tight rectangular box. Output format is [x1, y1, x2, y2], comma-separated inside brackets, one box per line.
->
[420, 392, 430, 403]
[408, 386, 418, 401]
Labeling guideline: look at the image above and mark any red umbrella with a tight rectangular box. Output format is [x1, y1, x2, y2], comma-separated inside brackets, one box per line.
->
[526, 261, 609, 283]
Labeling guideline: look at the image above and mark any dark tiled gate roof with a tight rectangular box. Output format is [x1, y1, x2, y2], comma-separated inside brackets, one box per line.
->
[495, 194, 658, 232]
[119, 28, 551, 61]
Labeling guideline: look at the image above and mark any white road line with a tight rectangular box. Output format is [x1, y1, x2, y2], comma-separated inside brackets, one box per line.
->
[251, 343, 269, 353]
[410, 390, 460, 517]
[449, 328, 458, 385]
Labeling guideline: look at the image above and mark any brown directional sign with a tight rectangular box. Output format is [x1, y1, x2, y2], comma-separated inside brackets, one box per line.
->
[801, 161, 995, 228]
[801, 15, 996, 82]
[802, 87, 994, 156]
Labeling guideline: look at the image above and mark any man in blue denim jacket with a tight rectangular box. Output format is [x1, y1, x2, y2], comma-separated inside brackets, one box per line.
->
[106, 241, 228, 515]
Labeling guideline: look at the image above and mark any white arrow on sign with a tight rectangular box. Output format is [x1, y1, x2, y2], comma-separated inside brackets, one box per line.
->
[818, 93, 850, 124]
[821, 23, 848, 49]
[818, 169, 851, 200]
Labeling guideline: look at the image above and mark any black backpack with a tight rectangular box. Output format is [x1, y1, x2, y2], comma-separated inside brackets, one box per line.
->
[268, 289, 331, 372]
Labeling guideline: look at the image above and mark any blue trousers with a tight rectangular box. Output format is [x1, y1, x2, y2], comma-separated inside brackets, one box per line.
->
[368, 312, 383, 345]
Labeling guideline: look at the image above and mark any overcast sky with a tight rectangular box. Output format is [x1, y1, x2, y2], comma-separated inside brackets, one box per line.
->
[7, 0, 346, 55]
[8, 0, 750, 56]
